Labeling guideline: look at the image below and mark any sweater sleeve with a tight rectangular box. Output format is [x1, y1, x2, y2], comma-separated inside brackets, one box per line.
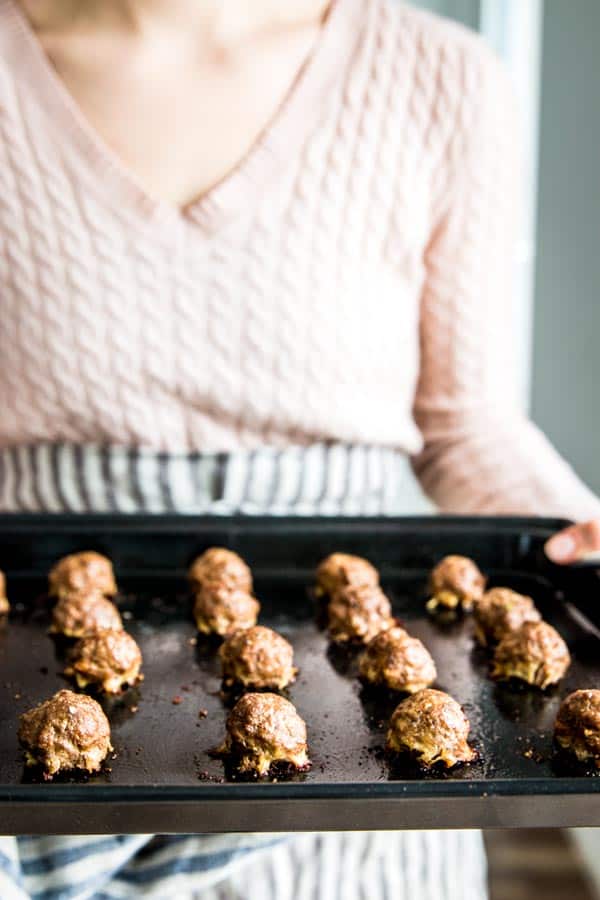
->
[411, 47, 600, 522]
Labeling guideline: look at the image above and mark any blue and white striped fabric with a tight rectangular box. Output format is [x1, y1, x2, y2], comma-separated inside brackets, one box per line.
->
[0, 443, 435, 515]
[0, 832, 487, 900]
[0, 442, 486, 900]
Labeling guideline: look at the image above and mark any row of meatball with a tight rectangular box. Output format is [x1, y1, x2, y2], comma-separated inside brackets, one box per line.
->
[3, 553, 143, 695]
[428, 553, 572, 689]
[51, 554, 144, 696]
[316, 552, 475, 769]
[187, 547, 309, 776]
[12, 553, 143, 778]
[313, 551, 572, 692]
[426, 554, 600, 768]
[428, 554, 599, 766]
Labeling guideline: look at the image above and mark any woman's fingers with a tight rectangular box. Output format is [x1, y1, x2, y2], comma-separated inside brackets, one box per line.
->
[544, 519, 600, 564]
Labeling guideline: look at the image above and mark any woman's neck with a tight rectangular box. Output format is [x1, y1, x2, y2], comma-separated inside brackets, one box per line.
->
[18, 0, 331, 44]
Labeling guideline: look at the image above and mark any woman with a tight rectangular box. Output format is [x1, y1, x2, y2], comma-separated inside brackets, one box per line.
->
[0, 0, 598, 897]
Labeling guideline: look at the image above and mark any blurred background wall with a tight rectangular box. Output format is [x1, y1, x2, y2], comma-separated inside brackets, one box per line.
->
[533, 0, 600, 497]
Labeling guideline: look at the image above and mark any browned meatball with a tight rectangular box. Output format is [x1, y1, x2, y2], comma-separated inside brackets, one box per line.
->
[193, 582, 259, 636]
[216, 692, 310, 776]
[18, 689, 112, 777]
[64, 629, 143, 694]
[386, 688, 476, 769]
[50, 592, 123, 639]
[427, 555, 486, 612]
[359, 627, 437, 693]
[473, 587, 541, 647]
[219, 626, 296, 690]
[327, 583, 394, 644]
[555, 690, 600, 766]
[491, 620, 571, 689]
[48, 552, 117, 599]
[0, 569, 8, 615]
[315, 552, 379, 598]
[188, 548, 253, 593]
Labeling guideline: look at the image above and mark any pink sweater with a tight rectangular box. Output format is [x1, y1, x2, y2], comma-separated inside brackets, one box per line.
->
[0, 0, 598, 519]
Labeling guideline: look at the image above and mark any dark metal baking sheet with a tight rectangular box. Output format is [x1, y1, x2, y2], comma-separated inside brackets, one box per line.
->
[1, 514, 600, 834]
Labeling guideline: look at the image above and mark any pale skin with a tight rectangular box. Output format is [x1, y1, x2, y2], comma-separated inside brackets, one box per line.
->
[16, 0, 600, 563]
[19, 0, 331, 208]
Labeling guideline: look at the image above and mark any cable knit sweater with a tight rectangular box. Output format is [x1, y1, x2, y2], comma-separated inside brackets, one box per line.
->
[0, 0, 598, 519]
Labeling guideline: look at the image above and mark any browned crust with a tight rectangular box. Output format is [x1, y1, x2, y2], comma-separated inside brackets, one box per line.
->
[188, 548, 253, 593]
[359, 627, 437, 693]
[315, 553, 379, 599]
[327, 583, 394, 644]
[491, 620, 571, 689]
[555, 689, 600, 765]
[193, 582, 259, 637]
[473, 587, 541, 647]
[18, 689, 112, 776]
[50, 592, 123, 639]
[219, 626, 296, 690]
[48, 552, 117, 599]
[64, 629, 143, 694]
[217, 692, 310, 776]
[427, 555, 486, 612]
[385, 688, 476, 769]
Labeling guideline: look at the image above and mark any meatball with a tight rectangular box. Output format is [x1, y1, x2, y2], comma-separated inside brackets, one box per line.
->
[315, 553, 379, 598]
[327, 583, 394, 644]
[473, 587, 541, 647]
[18, 689, 112, 777]
[189, 548, 253, 593]
[0, 569, 8, 615]
[216, 692, 310, 776]
[491, 620, 571, 689]
[359, 627, 437, 693]
[193, 582, 259, 636]
[427, 555, 486, 612]
[219, 626, 296, 690]
[48, 551, 117, 599]
[64, 629, 143, 694]
[50, 591, 123, 639]
[555, 690, 600, 766]
[386, 688, 476, 769]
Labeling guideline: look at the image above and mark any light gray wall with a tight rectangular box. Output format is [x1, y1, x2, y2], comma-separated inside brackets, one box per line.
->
[532, 0, 600, 496]
[411, 0, 479, 28]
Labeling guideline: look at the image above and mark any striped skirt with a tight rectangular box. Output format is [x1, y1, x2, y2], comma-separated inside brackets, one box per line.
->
[0, 442, 485, 900]
[0, 443, 435, 514]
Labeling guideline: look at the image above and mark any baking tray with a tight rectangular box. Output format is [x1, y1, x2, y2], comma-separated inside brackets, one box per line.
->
[1, 514, 600, 835]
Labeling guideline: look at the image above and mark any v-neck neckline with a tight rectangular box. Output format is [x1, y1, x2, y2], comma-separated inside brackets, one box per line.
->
[1, 0, 366, 233]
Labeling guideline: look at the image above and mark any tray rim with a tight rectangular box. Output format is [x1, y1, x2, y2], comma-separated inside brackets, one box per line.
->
[0, 512, 575, 531]
[0, 512, 574, 574]
[2, 775, 600, 804]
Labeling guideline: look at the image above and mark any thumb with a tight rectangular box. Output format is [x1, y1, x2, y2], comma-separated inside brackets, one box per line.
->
[544, 520, 600, 564]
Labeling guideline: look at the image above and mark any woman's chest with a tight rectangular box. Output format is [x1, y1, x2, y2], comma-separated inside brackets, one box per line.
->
[0, 199, 427, 453]
[0, 187, 427, 390]
[30, 18, 325, 209]
[0, 102, 432, 447]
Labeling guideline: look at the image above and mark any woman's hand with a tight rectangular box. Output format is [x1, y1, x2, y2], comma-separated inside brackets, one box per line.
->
[545, 520, 600, 564]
